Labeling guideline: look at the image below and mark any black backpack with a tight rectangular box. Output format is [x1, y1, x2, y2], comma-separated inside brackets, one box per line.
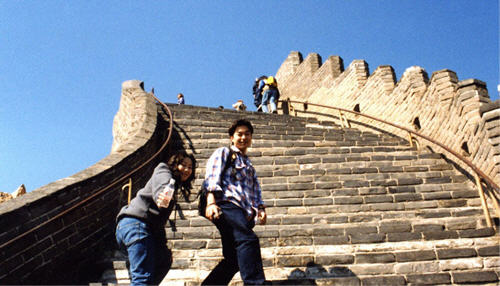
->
[252, 75, 267, 107]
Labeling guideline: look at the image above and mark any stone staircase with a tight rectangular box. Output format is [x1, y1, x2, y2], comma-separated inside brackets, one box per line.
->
[94, 104, 499, 285]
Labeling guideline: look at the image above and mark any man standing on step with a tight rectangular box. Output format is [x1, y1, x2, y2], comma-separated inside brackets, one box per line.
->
[202, 119, 267, 285]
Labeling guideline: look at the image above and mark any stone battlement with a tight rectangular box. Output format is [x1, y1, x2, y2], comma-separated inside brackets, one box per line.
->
[275, 51, 500, 185]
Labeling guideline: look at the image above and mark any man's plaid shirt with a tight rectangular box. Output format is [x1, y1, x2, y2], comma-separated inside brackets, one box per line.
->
[203, 146, 265, 218]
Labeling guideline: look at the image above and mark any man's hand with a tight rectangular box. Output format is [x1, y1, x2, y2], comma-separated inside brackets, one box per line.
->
[205, 192, 221, 221]
[257, 209, 267, 225]
[205, 204, 221, 221]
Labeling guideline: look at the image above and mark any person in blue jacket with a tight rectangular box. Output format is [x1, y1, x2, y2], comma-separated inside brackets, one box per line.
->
[115, 151, 195, 285]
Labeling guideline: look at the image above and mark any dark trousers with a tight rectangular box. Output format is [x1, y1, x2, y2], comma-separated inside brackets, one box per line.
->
[202, 202, 265, 285]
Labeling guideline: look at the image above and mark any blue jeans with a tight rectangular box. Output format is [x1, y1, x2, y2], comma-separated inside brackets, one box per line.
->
[115, 217, 172, 285]
[261, 89, 277, 113]
[202, 202, 265, 285]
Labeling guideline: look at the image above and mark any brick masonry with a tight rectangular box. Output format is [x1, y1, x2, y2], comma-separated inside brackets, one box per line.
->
[275, 51, 500, 186]
[0, 80, 170, 284]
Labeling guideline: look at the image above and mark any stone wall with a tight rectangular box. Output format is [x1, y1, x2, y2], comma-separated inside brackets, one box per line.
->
[276, 51, 500, 186]
[0, 80, 168, 284]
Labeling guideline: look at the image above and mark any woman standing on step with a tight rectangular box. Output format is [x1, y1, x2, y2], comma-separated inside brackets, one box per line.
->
[115, 151, 195, 285]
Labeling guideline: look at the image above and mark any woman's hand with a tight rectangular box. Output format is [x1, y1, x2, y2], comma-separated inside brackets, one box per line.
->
[205, 204, 221, 221]
[156, 188, 172, 208]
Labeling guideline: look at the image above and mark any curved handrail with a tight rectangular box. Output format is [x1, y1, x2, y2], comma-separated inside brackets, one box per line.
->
[280, 99, 500, 193]
[0, 90, 174, 249]
[282, 99, 500, 227]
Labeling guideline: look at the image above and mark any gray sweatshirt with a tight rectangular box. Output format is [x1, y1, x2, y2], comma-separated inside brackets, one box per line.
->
[116, 162, 176, 228]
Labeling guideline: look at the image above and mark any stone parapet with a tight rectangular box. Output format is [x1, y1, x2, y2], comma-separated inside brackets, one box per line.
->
[275, 51, 500, 186]
[0, 80, 169, 284]
[111, 80, 157, 154]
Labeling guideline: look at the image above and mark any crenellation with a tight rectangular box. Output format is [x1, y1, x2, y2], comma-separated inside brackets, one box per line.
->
[275, 51, 303, 84]
[303, 53, 322, 74]
[276, 51, 499, 186]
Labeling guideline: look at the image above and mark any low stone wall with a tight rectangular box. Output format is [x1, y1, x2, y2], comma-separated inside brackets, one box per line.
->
[276, 51, 500, 186]
[0, 80, 168, 284]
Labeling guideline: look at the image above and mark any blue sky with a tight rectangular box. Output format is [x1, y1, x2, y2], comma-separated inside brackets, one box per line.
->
[1, 1, 498, 193]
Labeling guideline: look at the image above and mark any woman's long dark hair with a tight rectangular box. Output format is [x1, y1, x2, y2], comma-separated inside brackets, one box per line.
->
[167, 151, 196, 202]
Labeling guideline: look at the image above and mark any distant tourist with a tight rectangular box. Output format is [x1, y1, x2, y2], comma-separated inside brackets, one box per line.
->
[177, 93, 185, 104]
[232, 99, 247, 111]
[115, 151, 195, 285]
[252, 75, 267, 112]
[261, 76, 280, 114]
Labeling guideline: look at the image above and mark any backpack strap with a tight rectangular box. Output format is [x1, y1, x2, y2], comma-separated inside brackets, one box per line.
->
[222, 147, 236, 180]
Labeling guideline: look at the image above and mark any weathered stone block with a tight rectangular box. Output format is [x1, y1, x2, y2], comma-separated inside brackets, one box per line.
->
[379, 222, 412, 233]
[437, 248, 477, 259]
[395, 250, 436, 262]
[350, 233, 385, 244]
[315, 254, 354, 265]
[394, 261, 439, 274]
[313, 236, 349, 245]
[477, 245, 500, 256]
[439, 257, 483, 271]
[387, 232, 422, 242]
[406, 273, 451, 285]
[451, 270, 498, 283]
[359, 275, 404, 285]
[355, 253, 395, 263]
[423, 230, 459, 240]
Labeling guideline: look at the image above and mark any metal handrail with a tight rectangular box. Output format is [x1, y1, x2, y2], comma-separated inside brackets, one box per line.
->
[281, 99, 500, 227]
[0, 90, 174, 249]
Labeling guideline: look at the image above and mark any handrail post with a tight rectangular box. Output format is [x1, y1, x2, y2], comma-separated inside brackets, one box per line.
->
[474, 173, 493, 228]
[407, 132, 420, 149]
[338, 110, 350, 128]
[122, 177, 133, 205]
[286, 98, 295, 116]
[489, 192, 500, 223]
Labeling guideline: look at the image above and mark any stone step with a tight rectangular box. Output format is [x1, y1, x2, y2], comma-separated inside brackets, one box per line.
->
[170, 115, 319, 131]
[189, 146, 464, 171]
[179, 195, 481, 220]
[91, 104, 499, 286]
[165, 104, 333, 125]
[172, 118, 342, 132]
[171, 138, 414, 155]
[193, 163, 465, 183]
[162, 236, 500, 284]
[172, 123, 402, 141]
[93, 236, 499, 285]
[190, 151, 449, 178]
[178, 180, 478, 210]
[171, 206, 488, 228]
[186, 147, 420, 164]
[163, 269, 500, 286]
[166, 215, 495, 248]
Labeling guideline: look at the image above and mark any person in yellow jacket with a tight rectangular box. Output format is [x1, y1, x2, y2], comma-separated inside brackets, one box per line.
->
[261, 76, 279, 113]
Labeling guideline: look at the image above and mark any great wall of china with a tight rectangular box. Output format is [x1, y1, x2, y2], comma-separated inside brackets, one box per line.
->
[275, 51, 499, 186]
[0, 52, 498, 284]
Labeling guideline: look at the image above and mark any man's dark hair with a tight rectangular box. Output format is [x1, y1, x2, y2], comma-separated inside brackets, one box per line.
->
[228, 119, 254, 136]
